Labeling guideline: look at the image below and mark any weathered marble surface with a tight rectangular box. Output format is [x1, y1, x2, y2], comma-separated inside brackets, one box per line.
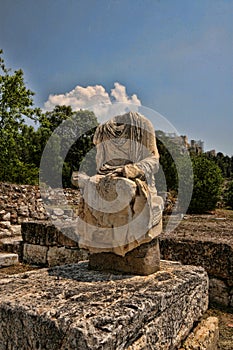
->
[77, 175, 163, 256]
[0, 261, 208, 350]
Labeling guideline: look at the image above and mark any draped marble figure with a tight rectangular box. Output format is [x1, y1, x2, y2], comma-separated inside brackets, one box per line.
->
[72, 111, 163, 256]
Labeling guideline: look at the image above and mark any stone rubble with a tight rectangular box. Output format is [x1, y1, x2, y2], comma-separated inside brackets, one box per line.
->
[0, 182, 81, 267]
[0, 182, 81, 229]
[180, 316, 219, 350]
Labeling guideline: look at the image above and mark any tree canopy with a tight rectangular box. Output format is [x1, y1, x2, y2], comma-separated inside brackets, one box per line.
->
[0, 50, 98, 186]
[0, 49, 40, 183]
[188, 155, 223, 213]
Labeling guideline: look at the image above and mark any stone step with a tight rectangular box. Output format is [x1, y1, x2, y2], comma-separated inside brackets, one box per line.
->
[0, 236, 23, 259]
[0, 252, 18, 267]
[0, 236, 22, 245]
[0, 224, 21, 240]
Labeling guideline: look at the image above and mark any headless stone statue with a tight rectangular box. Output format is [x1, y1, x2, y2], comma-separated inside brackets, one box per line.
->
[72, 111, 163, 274]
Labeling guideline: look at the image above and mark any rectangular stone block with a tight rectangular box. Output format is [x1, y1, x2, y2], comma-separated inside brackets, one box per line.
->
[21, 221, 79, 248]
[160, 237, 233, 286]
[47, 246, 89, 267]
[0, 261, 208, 349]
[22, 221, 52, 245]
[209, 277, 230, 307]
[89, 237, 160, 275]
[23, 243, 48, 266]
[0, 253, 18, 267]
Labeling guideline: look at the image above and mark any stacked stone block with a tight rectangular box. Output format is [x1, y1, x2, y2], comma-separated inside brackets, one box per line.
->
[22, 221, 88, 267]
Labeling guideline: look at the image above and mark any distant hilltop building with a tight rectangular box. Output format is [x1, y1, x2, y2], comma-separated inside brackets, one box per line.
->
[165, 133, 204, 154]
[156, 130, 217, 156]
[168, 134, 204, 154]
[189, 139, 204, 154]
[205, 149, 217, 157]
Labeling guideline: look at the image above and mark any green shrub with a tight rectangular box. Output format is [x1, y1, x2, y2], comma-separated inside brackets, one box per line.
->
[188, 155, 223, 213]
[225, 180, 233, 209]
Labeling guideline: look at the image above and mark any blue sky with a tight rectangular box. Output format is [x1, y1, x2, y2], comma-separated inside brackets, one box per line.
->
[1, 0, 232, 155]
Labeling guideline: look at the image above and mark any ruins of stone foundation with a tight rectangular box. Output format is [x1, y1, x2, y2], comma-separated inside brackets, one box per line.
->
[0, 106, 228, 350]
[0, 181, 226, 349]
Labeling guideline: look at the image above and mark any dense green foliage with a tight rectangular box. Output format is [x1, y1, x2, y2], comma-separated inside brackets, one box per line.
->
[188, 155, 223, 213]
[207, 152, 233, 179]
[0, 49, 40, 184]
[225, 180, 233, 209]
[155, 131, 226, 213]
[0, 50, 98, 186]
[39, 106, 98, 187]
[156, 131, 179, 192]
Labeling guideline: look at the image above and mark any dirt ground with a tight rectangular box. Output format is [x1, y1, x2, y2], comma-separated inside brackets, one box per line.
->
[0, 263, 39, 277]
[163, 209, 233, 246]
[0, 209, 233, 348]
[205, 307, 233, 350]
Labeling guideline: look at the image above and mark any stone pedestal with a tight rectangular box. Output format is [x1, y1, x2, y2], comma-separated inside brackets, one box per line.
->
[0, 261, 209, 349]
[89, 237, 160, 275]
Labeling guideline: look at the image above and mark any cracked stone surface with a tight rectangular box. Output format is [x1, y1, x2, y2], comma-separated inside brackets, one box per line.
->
[0, 260, 208, 350]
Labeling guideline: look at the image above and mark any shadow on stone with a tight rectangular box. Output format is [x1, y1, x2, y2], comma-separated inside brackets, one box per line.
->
[47, 261, 135, 282]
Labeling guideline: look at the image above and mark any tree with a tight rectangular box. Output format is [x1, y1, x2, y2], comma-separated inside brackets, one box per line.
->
[188, 155, 223, 213]
[39, 105, 73, 132]
[0, 49, 40, 184]
[155, 131, 178, 193]
[225, 180, 233, 209]
[38, 106, 98, 187]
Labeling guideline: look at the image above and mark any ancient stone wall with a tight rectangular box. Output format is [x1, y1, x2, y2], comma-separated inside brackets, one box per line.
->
[160, 237, 233, 309]
[22, 221, 89, 267]
[0, 182, 80, 236]
[1, 182, 232, 312]
[0, 183, 47, 225]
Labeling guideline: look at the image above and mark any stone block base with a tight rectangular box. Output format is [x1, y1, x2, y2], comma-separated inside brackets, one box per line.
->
[89, 238, 160, 275]
[23, 243, 89, 267]
[0, 261, 208, 349]
[21, 221, 89, 267]
[0, 253, 18, 267]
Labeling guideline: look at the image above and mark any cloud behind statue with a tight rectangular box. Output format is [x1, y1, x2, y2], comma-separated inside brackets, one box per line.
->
[44, 82, 141, 122]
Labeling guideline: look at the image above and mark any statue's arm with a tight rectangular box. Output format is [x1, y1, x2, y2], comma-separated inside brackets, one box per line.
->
[135, 154, 159, 174]
[124, 128, 160, 179]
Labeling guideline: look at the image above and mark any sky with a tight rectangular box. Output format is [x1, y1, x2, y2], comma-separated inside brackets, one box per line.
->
[0, 0, 232, 155]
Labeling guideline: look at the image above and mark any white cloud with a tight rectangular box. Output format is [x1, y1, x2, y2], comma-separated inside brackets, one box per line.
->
[44, 82, 141, 122]
[110, 82, 141, 105]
